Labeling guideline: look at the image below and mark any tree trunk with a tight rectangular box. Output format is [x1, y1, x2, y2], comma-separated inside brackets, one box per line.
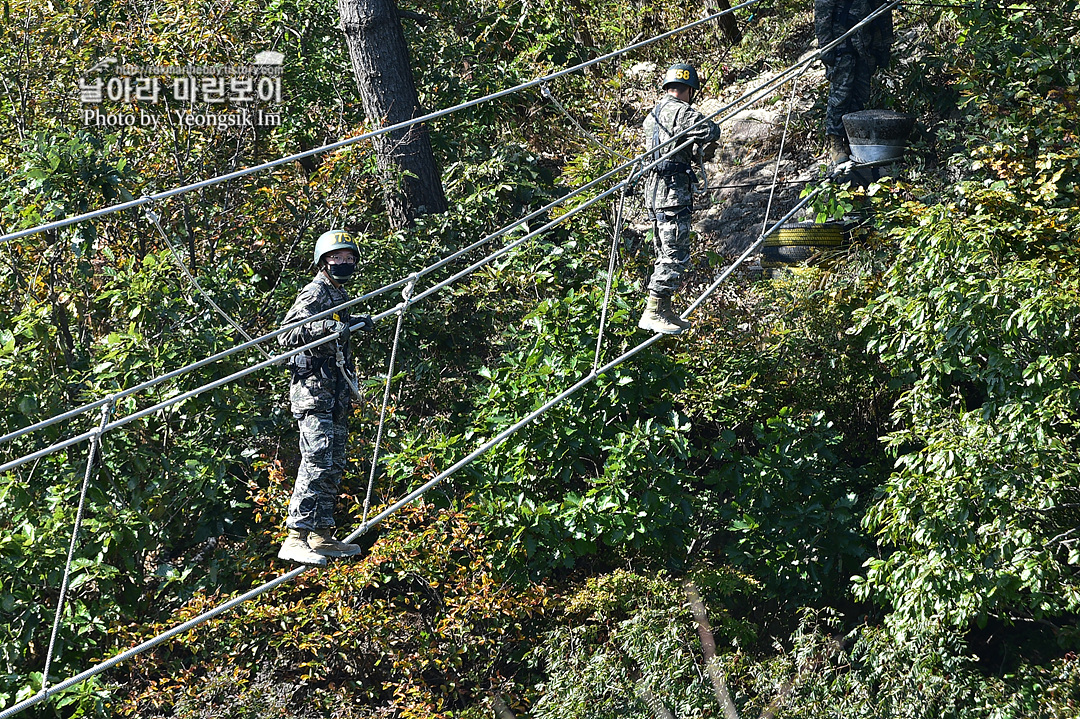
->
[709, 0, 743, 46]
[338, 0, 447, 227]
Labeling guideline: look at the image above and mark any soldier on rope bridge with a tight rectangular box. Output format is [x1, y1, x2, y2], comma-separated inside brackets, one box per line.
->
[640, 63, 721, 336]
[277, 230, 374, 567]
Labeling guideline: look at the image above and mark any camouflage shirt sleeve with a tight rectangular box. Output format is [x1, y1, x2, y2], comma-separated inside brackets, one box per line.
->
[279, 277, 342, 356]
[645, 98, 721, 166]
[675, 104, 721, 148]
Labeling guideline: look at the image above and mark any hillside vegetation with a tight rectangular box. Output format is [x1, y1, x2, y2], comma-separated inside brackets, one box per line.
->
[1, 0, 1079, 716]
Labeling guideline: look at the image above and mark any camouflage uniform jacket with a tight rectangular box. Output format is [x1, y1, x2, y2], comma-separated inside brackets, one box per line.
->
[815, 0, 893, 68]
[279, 272, 355, 416]
[643, 95, 722, 211]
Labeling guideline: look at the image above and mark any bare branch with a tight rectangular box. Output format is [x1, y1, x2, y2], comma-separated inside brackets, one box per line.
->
[683, 579, 741, 719]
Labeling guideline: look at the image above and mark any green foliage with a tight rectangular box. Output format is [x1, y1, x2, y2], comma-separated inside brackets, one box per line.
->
[533, 567, 757, 719]
[4, 130, 131, 238]
[803, 181, 856, 223]
[3, 0, 1080, 716]
[709, 411, 870, 603]
[0, 245, 286, 710]
[720, 611, 1080, 718]
[852, 190, 1080, 630]
[459, 280, 699, 572]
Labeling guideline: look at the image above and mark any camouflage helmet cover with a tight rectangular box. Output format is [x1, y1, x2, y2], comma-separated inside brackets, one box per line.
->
[313, 229, 359, 266]
[661, 63, 701, 91]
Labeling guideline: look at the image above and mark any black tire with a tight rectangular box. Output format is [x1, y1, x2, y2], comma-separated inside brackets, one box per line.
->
[762, 244, 818, 265]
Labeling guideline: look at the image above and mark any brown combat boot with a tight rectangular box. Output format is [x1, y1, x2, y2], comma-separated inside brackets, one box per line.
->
[277, 529, 327, 566]
[638, 294, 686, 335]
[660, 295, 692, 331]
[826, 134, 849, 164]
[307, 529, 362, 558]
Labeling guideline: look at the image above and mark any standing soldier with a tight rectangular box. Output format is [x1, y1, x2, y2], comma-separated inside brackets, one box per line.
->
[277, 230, 374, 566]
[815, 0, 894, 164]
[640, 62, 721, 335]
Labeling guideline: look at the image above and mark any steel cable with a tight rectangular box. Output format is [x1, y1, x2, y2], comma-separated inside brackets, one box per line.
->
[362, 276, 416, 524]
[39, 402, 113, 693]
[593, 181, 633, 372]
[760, 68, 806, 237]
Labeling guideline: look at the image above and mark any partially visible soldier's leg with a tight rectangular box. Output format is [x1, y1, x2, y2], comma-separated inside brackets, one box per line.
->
[289, 410, 340, 530]
[850, 54, 874, 118]
[303, 399, 363, 557]
[640, 207, 692, 334]
[322, 399, 350, 525]
[825, 50, 860, 137]
[647, 207, 692, 297]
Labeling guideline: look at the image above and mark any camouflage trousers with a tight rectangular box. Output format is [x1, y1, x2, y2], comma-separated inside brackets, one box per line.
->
[824, 51, 875, 137]
[287, 406, 349, 531]
[648, 206, 692, 296]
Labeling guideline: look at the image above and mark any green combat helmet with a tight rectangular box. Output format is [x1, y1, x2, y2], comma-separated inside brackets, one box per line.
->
[313, 229, 359, 266]
[661, 63, 701, 91]
[314, 229, 360, 284]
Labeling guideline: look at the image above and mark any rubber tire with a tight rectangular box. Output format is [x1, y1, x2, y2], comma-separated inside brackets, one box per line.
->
[762, 245, 818, 265]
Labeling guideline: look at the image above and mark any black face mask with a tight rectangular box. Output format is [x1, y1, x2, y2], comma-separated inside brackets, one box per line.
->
[326, 263, 356, 283]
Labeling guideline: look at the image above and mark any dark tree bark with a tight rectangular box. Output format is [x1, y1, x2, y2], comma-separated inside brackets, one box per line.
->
[338, 0, 447, 227]
[709, 0, 743, 46]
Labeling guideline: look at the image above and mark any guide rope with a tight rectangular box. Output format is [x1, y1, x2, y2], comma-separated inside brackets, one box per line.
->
[40, 401, 113, 694]
[362, 275, 417, 524]
[541, 83, 632, 162]
[145, 202, 273, 361]
[761, 69, 805, 236]
[593, 180, 633, 373]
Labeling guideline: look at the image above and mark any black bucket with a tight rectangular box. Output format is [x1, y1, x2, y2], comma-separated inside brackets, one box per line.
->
[842, 110, 915, 163]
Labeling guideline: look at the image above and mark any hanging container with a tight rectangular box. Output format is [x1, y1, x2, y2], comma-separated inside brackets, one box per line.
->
[842, 109, 915, 163]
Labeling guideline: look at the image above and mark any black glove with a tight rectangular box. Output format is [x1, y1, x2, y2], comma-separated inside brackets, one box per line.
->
[308, 318, 346, 338]
[352, 314, 375, 332]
